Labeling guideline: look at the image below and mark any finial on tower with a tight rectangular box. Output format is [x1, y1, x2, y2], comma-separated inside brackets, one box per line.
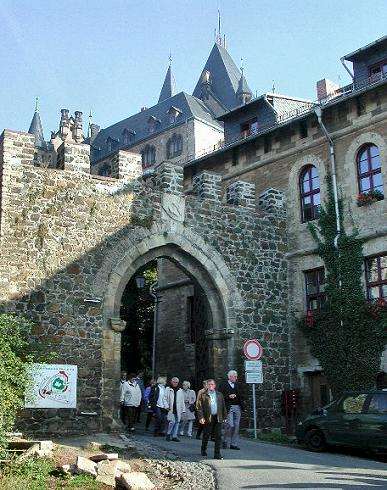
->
[88, 109, 93, 138]
[215, 8, 224, 47]
[169, 51, 172, 66]
[272, 80, 276, 93]
[34, 96, 39, 113]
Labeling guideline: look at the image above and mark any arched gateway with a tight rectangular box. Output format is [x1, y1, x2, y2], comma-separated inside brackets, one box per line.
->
[100, 229, 241, 427]
[0, 133, 290, 433]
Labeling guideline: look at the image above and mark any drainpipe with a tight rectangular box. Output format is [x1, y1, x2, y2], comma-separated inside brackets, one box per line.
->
[314, 106, 341, 249]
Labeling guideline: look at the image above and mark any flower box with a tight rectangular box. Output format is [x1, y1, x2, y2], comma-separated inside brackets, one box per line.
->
[357, 190, 384, 207]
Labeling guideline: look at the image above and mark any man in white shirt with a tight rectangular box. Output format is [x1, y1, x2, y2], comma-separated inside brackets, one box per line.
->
[120, 373, 142, 431]
[150, 376, 169, 437]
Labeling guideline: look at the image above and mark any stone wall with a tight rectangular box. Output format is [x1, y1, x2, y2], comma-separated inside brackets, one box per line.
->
[0, 129, 290, 434]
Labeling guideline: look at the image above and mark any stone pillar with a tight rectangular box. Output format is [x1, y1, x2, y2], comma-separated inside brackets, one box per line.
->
[0, 130, 35, 167]
[258, 188, 285, 213]
[192, 171, 222, 201]
[57, 142, 90, 173]
[110, 150, 142, 181]
[155, 161, 184, 195]
[226, 180, 256, 209]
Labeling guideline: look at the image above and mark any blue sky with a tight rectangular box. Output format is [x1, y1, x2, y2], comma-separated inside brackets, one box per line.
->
[0, 0, 386, 138]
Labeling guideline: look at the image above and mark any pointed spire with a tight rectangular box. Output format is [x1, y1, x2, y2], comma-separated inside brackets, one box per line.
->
[237, 60, 252, 105]
[28, 97, 45, 148]
[158, 56, 176, 103]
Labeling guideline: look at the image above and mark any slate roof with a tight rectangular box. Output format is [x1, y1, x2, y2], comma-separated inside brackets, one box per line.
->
[28, 110, 45, 148]
[193, 43, 251, 112]
[217, 92, 313, 121]
[343, 35, 387, 62]
[158, 65, 176, 103]
[91, 91, 222, 163]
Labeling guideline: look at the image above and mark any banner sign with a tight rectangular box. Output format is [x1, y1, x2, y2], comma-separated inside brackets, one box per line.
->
[25, 364, 77, 409]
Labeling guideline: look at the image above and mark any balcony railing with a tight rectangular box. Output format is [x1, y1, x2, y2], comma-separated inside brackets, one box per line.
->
[184, 71, 387, 166]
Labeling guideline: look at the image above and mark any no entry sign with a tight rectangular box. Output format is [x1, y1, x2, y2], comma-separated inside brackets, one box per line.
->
[243, 339, 263, 360]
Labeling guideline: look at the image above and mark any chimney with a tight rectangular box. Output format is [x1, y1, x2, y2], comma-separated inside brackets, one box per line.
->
[141, 106, 148, 112]
[316, 79, 339, 101]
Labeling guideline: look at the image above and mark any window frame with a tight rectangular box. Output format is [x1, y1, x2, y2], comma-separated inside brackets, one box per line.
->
[141, 145, 156, 168]
[364, 253, 387, 301]
[299, 164, 321, 222]
[369, 59, 387, 78]
[304, 267, 326, 312]
[240, 118, 258, 138]
[356, 143, 383, 195]
[166, 134, 183, 159]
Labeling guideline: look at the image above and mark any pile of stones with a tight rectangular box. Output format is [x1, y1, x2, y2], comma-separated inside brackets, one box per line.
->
[62, 451, 154, 489]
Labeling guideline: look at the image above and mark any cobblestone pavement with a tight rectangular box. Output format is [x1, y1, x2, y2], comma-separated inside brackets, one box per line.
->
[135, 430, 387, 489]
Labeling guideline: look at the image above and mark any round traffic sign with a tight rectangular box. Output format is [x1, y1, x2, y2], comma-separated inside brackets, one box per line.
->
[243, 339, 263, 360]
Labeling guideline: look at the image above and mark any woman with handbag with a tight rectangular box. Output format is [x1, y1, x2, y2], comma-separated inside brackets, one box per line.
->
[179, 380, 196, 438]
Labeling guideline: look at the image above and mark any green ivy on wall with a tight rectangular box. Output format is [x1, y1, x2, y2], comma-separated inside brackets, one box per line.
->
[299, 179, 386, 397]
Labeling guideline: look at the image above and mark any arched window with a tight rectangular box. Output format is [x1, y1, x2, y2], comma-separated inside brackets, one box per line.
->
[357, 144, 383, 196]
[106, 136, 118, 153]
[141, 145, 156, 168]
[299, 165, 320, 222]
[166, 134, 183, 159]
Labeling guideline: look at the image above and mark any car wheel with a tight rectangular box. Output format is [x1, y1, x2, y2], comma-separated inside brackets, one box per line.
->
[305, 429, 327, 452]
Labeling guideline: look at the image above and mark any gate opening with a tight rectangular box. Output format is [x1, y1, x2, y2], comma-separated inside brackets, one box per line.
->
[120, 257, 211, 389]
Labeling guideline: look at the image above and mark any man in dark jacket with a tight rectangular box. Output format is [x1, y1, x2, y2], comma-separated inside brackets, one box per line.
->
[196, 379, 228, 460]
[220, 370, 244, 450]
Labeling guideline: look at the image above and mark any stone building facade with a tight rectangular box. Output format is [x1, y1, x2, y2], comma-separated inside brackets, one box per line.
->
[185, 35, 387, 410]
[0, 129, 289, 434]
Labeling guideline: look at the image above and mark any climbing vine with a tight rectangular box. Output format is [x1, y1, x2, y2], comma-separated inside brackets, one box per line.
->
[299, 179, 386, 396]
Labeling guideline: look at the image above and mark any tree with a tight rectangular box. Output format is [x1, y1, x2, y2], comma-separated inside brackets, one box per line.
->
[0, 314, 43, 455]
[299, 180, 386, 396]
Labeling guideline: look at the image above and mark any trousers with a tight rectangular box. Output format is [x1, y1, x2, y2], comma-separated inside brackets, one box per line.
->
[225, 404, 241, 446]
[201, 415, 222, 456]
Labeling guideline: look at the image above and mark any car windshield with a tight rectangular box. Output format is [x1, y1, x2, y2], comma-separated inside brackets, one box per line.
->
[367, 393, 387, 414]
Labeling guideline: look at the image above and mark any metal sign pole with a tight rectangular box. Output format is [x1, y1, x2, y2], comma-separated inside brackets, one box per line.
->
[252, 383, 257, 439]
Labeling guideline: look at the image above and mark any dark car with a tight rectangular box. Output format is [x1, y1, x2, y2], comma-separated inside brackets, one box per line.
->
[296, 390, 387, 452]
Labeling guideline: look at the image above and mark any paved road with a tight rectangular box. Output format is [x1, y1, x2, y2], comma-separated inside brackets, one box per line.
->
[136, 432, 387, 489]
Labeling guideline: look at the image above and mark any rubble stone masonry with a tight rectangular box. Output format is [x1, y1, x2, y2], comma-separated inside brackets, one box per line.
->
[0, 129, 289, 435]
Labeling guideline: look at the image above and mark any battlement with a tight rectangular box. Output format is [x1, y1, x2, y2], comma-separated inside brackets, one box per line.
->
[0, 130, 284, 223]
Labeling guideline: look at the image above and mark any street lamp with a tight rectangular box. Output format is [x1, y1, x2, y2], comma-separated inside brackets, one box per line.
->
[135, 275, 158, 379]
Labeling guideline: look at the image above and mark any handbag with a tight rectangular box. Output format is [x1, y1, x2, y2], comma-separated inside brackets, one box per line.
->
[188, 403, 196, 413]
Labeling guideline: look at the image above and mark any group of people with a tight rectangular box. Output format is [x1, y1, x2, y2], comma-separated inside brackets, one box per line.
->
[119, 369, 244, 459]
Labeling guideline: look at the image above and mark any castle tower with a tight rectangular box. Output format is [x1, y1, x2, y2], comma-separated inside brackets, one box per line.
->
[28, 97, 45, 148]
[192, 42, 252, 113]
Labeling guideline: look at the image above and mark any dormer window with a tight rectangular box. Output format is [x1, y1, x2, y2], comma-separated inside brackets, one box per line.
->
[148, 116, 161, 134]
[122, 128, 135, 146]
[167, 106, 182, 124]
[106, 136, 119, 152]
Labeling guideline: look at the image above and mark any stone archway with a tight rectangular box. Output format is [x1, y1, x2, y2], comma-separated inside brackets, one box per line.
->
[99, 227, 243, 427]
